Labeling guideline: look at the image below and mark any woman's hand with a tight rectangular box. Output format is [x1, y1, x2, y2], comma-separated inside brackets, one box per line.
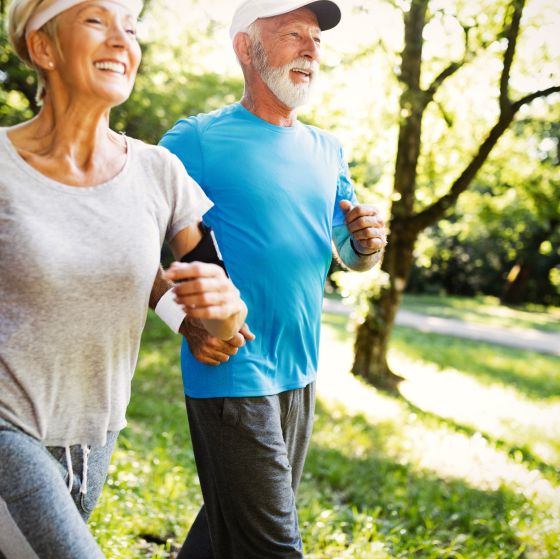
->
[163, 262, 247, 339]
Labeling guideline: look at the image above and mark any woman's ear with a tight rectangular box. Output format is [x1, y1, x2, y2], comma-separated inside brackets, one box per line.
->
[27, 30, 56, 70]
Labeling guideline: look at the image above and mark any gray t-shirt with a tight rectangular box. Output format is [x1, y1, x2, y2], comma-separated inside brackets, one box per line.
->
[0, 128, 212, 447]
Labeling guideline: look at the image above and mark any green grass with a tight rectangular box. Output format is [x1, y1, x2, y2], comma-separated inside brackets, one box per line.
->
[392, 327, 560, 400]
[90, 311, 560, 558]
[400, 293, 560, 334]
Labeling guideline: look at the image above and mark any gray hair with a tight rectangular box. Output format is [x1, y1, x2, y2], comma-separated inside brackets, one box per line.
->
[245, 20, 261, 44]
[8, 0, 62, 104]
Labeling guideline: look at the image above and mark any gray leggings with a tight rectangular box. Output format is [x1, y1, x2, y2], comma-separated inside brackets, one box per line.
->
[0, 419, 117, 559]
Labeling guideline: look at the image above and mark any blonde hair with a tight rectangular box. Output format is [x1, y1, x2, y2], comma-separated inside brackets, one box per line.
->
[7, 0, 62, 104]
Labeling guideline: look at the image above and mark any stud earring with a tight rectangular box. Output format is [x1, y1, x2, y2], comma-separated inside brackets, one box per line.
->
[48, 62, 54, 69]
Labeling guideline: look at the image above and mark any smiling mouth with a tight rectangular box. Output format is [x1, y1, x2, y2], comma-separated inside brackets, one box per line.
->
[291, 68, 312, 78]
[93, 61, 126, 75]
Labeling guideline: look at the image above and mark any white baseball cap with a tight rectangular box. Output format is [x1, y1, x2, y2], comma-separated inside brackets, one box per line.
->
[229, 0, 341, 40]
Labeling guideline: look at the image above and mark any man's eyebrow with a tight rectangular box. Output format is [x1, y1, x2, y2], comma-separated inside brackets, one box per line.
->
[276, 25, 322, 35]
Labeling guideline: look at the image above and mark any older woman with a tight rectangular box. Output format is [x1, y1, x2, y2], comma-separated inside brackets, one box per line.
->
[0, 0, 247, 557]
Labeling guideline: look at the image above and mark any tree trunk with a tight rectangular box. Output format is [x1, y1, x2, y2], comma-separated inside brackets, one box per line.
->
[501, 219, 559, 305]
[352, 0, 428, 389]
[352, 228, 418, 389]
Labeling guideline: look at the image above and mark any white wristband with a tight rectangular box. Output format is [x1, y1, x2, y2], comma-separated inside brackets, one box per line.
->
[154, 289, 186, 334]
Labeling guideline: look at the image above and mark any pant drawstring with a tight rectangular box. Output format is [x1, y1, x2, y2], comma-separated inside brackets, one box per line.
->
[81, 444, 91, 495]
[65, 446, 74, 492]
[65, 444, 91, 495]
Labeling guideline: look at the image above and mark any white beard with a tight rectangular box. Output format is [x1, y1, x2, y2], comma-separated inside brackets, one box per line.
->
[252, 41, 319, 109]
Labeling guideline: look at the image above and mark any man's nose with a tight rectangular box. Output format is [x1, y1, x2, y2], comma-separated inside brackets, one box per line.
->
[300, 34, 320, 62]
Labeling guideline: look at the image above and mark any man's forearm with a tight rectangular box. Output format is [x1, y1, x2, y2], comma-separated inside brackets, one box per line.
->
[203, 300, 247, 340]
[332, 225, 383, 272]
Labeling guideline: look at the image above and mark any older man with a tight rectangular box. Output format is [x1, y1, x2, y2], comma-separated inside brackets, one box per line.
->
[160, 1, 386, 557]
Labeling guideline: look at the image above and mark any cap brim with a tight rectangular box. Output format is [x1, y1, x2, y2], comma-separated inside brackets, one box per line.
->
[304, 0, 341, 31]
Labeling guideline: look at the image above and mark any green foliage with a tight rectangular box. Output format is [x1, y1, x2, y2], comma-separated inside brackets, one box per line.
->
[90, 310, 560, 557]
[302, 406, 529, 559]
[0, 13, 37, 124]
[408, 111, 560, 305]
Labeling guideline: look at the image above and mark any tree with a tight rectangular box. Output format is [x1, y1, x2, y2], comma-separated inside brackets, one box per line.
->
[352, 0, 560, 389]
[406, 113, 560, 306]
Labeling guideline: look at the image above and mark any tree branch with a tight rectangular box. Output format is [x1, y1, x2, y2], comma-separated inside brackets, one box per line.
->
[405, 117, 512, 233]
[379, 0, 405, 15]
[406, 84, 560, 233]
[512, 86, 560, 111]
[499, 0, 525, 113]
[397, 0, 545, 234]
[423, 61, 464, 104]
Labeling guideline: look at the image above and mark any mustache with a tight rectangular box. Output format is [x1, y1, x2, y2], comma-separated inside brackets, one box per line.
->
[286, 57, 320, 76]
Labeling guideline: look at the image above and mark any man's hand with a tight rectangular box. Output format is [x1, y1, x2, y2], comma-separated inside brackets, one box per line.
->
[180, 318, 256, 366]
[339, 200, 387, 255]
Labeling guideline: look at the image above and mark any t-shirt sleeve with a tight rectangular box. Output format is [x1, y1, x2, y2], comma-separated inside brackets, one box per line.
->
[159, 118, 204, 185]
[165, 151, 213, 242]
[332, 144, 358, 228]
[159, 118, 212, 240]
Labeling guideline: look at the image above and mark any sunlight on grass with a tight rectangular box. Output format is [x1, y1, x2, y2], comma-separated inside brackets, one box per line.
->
[397, 357, 560, 466]
[392, 327, 560, 399]
[318, 316, 560, 558]
[402, 294, 560, 333]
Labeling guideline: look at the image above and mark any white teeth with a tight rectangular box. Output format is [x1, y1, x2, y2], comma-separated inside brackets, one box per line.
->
[292, 68, 311, 76]
[94, 61, 125, 74]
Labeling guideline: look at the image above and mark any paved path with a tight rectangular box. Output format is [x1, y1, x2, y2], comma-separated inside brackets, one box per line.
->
[322, 299, 560, 356]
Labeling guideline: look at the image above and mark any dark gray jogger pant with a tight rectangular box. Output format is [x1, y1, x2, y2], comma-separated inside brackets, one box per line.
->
[178, 382, 316, 559]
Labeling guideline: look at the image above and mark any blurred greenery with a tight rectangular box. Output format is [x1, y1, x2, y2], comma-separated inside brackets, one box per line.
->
[408, 114, 560, 306]
[89, 308, 560, 558]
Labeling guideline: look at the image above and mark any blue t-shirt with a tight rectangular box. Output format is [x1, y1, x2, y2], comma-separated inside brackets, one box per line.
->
[160, 103, 357, 397]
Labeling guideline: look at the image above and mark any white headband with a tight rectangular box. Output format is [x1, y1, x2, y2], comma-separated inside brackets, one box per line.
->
[26, 0, 143, 37]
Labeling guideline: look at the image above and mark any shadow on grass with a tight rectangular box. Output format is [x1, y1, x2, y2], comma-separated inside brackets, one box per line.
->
[392, 327, 560, 401]
[396, 397, 560, 480]
[322, 310, 560, 401]
[302, 400, 529, 559]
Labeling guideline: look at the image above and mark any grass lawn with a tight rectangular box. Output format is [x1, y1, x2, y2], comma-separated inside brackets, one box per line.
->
[400, 293, 560, 334]
[90, 311, 560, 558]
